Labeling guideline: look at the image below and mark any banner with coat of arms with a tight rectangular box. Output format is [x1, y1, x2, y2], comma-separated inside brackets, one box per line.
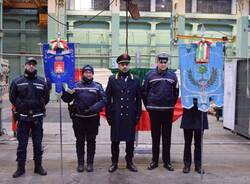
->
[43, 38, 75, 94]
[179, 41, 224, 112]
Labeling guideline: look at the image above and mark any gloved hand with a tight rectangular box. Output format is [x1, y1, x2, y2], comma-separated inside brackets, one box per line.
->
[63, 83, 75, 94]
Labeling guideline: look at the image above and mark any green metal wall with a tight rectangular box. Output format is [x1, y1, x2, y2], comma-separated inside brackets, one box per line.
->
[3, 14, 47, 82]
[2, 11, 250, 80]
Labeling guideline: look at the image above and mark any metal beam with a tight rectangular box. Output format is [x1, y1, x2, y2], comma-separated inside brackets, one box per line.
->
[34, 0, 42, 8]
[3, 0, 12, 7]
[3, 1, 47, 9]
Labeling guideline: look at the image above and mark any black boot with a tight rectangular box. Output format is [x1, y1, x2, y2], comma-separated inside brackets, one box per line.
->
[126, 162, 138, 172]
[182, 165, 191, 173]
[34, 160, 47, 176]
[13, 162, 25, 178]
[77, 163, 84, 172]
[108, 163, 118, 173]
[163, 162, 174, 171]
[87, 163, 94, 172]
[195, 166, 205, 174]
[147, 161, 158, 170]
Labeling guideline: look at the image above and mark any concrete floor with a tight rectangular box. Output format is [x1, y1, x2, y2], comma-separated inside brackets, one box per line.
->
[0, 96, 250, 184]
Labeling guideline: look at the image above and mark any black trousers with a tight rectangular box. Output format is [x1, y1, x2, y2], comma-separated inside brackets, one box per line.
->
[72, 116, 99, 164]
[16, 118, 43, 162]
[148, 110, 173, 164]
[183, 129, 202, 167]
[111, 141, 134, 164]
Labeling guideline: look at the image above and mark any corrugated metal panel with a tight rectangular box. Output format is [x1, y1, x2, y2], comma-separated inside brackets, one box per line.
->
[235, 59, 250, 138]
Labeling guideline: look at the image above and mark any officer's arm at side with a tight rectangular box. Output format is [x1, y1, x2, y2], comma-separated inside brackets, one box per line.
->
[135, 78, 142, 123]
[105, 77, 113, 125]
[89, 84, 107, 113]
[173, 75, 179, 105]
[9, 79, 17, 105]
[141, 73, 150, 108]
[44, 80, 50, 105]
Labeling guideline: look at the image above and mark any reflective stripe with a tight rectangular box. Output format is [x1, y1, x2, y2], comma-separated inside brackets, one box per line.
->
[74, 87, 99, 90]
[20, 113, 44, 117]
[36, 86, 44, 90]
[176, 81, 179, 88]
[149, 78, 175, 83]
[33, 83, 44, 87]
[32, 113, 44, 117]
[146, 106, 174, 110]
[17, 83, 28, 86]
[75, 113, 98, 118]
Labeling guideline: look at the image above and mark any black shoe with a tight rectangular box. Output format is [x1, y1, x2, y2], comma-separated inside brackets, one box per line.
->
[87, 163, 94, 172]
[13, 162, 25, 178]
[182, 165, 190, 173]
[34, 160, 47, 176]
[163, 163, 174, 171]
[195, 166, 205, 174]
[126, 162, 138, 172]
[147, 162, 158, 170]
[77, 164, 84, 172]
[108, 163, 118, 173]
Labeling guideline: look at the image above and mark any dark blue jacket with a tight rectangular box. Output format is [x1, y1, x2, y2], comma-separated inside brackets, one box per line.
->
[180, 101, 209, 130]
[141, 68, 179, 111]
[105, 72, 142, 142]
[9, 74, 50, 118]
[62, 80, 106, 118]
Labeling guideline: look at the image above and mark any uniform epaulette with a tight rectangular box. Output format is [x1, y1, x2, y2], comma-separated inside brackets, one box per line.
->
[37, 76, 45, 82]
[94, 81, 102, 87]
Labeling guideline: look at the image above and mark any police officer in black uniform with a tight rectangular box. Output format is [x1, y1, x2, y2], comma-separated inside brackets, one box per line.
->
[61, 65, 106, 172]
[106, 53, 142, 173]
[142, 52, 179, 171]
[181, 99, 208, 174]
[9, 57, 50, 178]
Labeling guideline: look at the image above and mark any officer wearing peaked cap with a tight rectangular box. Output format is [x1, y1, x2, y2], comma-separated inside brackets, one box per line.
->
[106, 53, 142, 173]
[142, 52, 179, 171]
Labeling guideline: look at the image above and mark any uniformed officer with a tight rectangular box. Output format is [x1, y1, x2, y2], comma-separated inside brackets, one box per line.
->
[181, 99, 208, 174]
[9, 57, 50, 178]
[61, 65, 106, 172]
[142, 52, 179, 171]
[106, 53, 142, 172]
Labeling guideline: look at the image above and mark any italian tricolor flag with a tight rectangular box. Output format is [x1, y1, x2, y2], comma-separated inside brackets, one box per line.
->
[196, 40, 212, 63]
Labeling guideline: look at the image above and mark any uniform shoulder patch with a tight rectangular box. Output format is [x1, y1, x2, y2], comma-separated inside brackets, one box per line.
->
[94, 81, 103, 88]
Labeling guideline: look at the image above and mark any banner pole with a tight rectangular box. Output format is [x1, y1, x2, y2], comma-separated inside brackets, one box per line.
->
[58, 95, 63, 176]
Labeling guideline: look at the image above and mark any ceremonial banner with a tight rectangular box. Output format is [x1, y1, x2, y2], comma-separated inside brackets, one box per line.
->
[43, 42, 75, 93]
[179, 42, 224, 112]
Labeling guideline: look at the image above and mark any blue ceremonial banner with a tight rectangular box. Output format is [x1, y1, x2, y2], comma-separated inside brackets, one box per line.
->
[179, 42, 224, 112]
[43, 42, 75, 94]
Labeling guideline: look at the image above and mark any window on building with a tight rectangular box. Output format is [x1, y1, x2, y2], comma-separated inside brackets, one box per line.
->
[156, 0, 172, 12]
[186, 0, 192, 13]
[68, 0, 110, 10]
[197, 0, 232, 14]
[94, 0, 110, 10]
[121, 0, 150, 12]
[75, 0, 93, 10]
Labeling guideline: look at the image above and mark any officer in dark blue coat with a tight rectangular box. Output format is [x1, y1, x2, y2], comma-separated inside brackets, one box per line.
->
[142, 52, 179, 171]
[106, 53, 142, 173]
[181, 99, 208, 174]
[9, 57, 50, 178]
[61, 65, 106, 172]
